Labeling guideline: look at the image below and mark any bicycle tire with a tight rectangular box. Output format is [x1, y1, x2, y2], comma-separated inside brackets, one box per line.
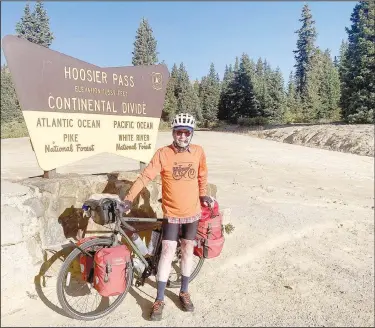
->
[56, 237, 133, 321]
[167, 255, 205, 288]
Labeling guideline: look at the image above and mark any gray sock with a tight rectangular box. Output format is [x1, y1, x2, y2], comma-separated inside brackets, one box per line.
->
[180, 275, 189, 293]
[156, 281, 167, 301]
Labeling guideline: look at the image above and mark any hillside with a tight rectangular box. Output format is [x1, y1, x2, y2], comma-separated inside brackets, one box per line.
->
[214, 123, 374, 157]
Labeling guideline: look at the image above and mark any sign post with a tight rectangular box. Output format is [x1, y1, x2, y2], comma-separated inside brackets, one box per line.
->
[2, 35, 169, 177]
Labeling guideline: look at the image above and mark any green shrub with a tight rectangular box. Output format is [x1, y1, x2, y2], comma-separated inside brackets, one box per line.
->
[237, 116, 269, 126]
[158, 120, 171, 131]
[1, 120, 29, 139]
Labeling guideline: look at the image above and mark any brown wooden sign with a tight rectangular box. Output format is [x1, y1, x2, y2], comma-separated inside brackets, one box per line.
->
[2, 35, 169, 171]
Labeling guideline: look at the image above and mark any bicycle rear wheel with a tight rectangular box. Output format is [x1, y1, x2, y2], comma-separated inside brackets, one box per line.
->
[167, 244, 205, 288]
[56, 237, 133, 321]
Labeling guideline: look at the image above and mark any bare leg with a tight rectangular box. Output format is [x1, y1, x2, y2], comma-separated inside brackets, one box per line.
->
[157, 240, 178, 282]
[180, 238, 195, 292]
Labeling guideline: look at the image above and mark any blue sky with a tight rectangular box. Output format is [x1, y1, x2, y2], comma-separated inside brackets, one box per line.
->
[1, 1, 356, 84]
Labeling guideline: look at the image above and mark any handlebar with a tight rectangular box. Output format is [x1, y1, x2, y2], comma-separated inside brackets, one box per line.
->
[114, 199, 163, 232]
[81, 198, 164, 233]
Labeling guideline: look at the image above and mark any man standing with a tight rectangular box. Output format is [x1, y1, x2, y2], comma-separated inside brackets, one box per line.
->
[120, 113, 212, 321]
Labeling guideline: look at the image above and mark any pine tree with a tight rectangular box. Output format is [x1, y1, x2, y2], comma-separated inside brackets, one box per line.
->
[228, 57, 241, 123]
[235, 53, 260, 120]
[191, 86, 203, 123]
[1, 66, 23, 123]
[15, 3, 37, 44]
[224, 65, 238, 123]
[333, 56, 339, 68]
[200, 63, 221, 126]
[234, 57, 240, 73]
[338, 40, 349, 70]
[318, 49, 341, 121]
[170, 63, 179, 97]
[266, 67, 285, 122]
[254, 58, 266, 113]
[198, 76, 207, 107]
[193, 79, 200, 98]
[162, 84, 177, 122]
[132, 17, 159, 66]
[284, 72, 297, 122]
[15, 1, 54, 48]
[340, 1, 374, 123]
[261, 60, 273, 117]
[303, 48, 324, 121]
[293, 4, 318, 101]
[33, 1, 54, 47]
[284, 71, 303, 123]
[162, 64, 179, 122]
[218, 64, 235, 121]
[175, 63, 202, 121]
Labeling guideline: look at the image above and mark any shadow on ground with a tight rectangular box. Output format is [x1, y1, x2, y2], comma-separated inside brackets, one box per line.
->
[33, 172, 161, 318]
[34, 246, 74, 318]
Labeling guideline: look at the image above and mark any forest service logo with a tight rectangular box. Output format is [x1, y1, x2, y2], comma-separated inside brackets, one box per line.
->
[152, 72, 163, 90]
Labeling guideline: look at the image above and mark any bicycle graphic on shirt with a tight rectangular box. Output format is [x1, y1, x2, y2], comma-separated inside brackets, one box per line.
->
[172, 162, 196, 180]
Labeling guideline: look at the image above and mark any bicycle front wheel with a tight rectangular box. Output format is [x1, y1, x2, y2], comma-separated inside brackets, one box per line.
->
[56, 237, 133, 321]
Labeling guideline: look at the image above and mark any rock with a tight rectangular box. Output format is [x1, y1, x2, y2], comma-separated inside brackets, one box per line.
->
[23, 197, 45, 218]
[40, 216, 68, 247]
[21, 178, 60, 195]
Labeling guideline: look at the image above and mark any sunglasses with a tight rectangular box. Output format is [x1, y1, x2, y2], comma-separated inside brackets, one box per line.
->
[175, 130, 191, 137]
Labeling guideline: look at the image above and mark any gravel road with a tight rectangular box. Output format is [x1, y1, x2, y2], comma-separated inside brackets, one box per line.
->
[1, 131, 374, 327]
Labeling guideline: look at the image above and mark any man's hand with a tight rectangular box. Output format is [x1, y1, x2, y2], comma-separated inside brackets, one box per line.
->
[200, 196, 213, 208]
[119, 200, 132, 214]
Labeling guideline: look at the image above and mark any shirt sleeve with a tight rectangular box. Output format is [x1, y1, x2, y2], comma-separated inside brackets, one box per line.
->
[198, 148, 208, 196]
[124, 148, 162, 202]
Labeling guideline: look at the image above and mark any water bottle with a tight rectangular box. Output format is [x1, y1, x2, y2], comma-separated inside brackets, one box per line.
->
[147, 230, 161, 256]
[133, 257, 146, 275]
[131, 233, 149, 256]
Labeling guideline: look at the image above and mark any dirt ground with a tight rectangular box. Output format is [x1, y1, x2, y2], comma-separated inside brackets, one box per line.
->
[1, 131, 374, 327]
[214, 123, 374, 157]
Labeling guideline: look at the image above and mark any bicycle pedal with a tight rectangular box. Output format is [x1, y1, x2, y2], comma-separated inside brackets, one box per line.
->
[135, 278, 145, 287]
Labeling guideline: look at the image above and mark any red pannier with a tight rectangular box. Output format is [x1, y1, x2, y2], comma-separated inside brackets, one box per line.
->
[194, 198, 225, 259]
[93, 244, 131, 297]
[77, 236, 97, 282]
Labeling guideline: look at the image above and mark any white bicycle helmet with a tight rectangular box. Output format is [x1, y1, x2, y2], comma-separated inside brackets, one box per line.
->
[171, 113, 196, 130]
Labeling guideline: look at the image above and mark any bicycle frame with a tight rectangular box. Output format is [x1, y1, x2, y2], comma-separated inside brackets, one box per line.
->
[113, 215, 163, 269]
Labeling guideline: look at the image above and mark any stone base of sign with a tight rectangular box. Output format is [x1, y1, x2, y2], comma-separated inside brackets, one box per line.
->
[1, 172, 229, 315]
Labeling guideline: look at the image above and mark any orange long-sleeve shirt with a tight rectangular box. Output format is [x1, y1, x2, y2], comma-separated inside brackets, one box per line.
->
[124, 143, 208, 219]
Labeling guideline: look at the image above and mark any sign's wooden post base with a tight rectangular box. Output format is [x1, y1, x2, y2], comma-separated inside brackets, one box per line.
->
[43, 169, 57, 179]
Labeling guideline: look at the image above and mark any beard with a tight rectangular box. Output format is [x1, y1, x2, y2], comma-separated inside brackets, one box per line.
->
[173, 134, 193, 149]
